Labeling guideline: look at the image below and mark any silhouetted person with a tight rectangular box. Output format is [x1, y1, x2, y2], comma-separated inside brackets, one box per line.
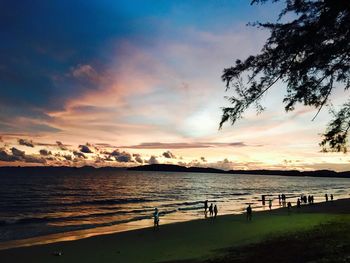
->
[214, 204, 218, 218]
[268, 199, 272, 210]
[262, 195, 266, 206]
[310, 195, 313, 204]
[281, 194, 286, 201]
[287, 201, 292, 213]
[278, 194, 281, 204]
[281, 194, 286, 207]
[204, 200, 208, 215]
[246, 205, 252, 221]
[209, 203, 213, 217]
[330, 194, 334, 201]
[297, 198, 301, 208]
[153, 208, 159, 229]
[303, 195, 307, 204]
[308, 195, 311, 204]
[325, 193, 328, 202]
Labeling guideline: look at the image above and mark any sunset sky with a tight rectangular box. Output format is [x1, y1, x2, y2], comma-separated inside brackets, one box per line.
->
[1, 0, 349, 170]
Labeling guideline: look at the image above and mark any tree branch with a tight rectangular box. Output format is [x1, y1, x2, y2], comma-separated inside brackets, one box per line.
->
[311, 76, 333, 121]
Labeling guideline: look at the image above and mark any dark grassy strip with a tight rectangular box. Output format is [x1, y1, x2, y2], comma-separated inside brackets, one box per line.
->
[202, 219, 350, 263]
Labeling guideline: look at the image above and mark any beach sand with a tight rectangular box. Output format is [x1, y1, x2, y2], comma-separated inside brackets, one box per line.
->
[1, 199, 350, 263]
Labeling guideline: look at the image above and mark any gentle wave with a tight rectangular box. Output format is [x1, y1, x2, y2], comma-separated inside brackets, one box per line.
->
[0, 197, 154, 209]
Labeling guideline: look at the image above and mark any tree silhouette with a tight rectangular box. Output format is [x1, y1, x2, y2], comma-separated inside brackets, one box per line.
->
[220, 0, 350, 152]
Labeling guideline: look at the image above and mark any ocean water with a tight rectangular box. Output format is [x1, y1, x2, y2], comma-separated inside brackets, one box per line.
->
[0, 170, 349, 248]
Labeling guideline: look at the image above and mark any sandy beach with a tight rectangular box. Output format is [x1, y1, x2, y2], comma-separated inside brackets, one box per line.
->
[1, 198, 350, 263]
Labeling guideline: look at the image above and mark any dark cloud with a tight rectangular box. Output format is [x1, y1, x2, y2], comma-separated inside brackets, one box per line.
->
[63, 155, 72, 161]
[39, 149, 52, 156]
[109, 150, 120, 157]
[200, 157, 207, 162]
[56, 141, 68, 150]
[148, 156, 159, 165]
[116, 154, 132, 163]
[79, 145, 93, 153]
[18, 138, 34, 147]
[0, 149, 19, 162]
[86, 142, 100, 152]
[121, 142, 249, 149]
[108, 149, 132, 162]
[7, 147, 46, 164]
[22, 155, 46, 164]
[73, 151, 86, 159]
[162, 150, 176, 158]
[11, 147, 25, 158]
[133, 153, 143, 164]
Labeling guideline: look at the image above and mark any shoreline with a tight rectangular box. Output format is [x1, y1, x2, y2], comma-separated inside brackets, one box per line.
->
[0, 193, 336, 251]
[1, 198, 350, 262]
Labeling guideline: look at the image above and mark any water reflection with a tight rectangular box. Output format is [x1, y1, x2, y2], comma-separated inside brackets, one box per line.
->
[0, 171, 349, 248]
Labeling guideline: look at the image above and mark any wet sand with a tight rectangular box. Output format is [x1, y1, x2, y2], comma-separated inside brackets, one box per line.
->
[1, 199, 350, 263]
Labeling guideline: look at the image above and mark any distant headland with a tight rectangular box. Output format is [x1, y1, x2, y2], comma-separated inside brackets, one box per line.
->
[128, 164, 350, 178]
[0, 164, 349, 178]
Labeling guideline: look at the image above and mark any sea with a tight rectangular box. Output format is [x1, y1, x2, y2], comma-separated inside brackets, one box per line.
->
[0, 170, 349, 249]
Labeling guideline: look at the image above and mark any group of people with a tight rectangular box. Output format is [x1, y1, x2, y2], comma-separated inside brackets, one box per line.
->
[261, 195, 274, 210]
[204, 200, 218, 219]
[325, 193, 334, 202]
[278, 194, 288, 207]
[153, 199, 220, 229]
[153, 193, 335, 228]
[296, 194, 314, 208]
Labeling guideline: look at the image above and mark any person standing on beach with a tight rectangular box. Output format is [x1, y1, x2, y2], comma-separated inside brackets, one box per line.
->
[246, 205, 252, 221]
[204, 200, 208, 214]
[330, 194, 334, 201]
[153, 208, 159, 229]
[325, 193, 329, 202]
[209, 203, 213, 217]
[214, 204, 218, 219]
[281, 194, 286, 207]
[268, 199, 272, 210]
[297, 198, 301, 208]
